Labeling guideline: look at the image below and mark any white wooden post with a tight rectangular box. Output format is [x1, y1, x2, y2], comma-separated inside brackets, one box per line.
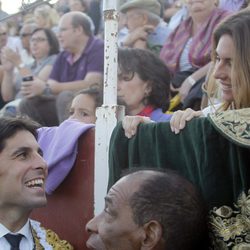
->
[94, 0, 125, 215]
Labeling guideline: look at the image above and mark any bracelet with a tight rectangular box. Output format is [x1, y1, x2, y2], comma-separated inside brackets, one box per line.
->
[187, 76, 196, 86]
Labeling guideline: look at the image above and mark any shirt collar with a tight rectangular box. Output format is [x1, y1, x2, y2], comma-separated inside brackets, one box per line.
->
[65, 36, 94, 65]
[0, 219, 34, 244]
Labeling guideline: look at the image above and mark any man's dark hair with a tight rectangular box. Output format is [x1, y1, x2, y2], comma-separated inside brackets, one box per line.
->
[129, 169, 209, 250]
[31, 27, 60, 56]
[118, 48, 171, 112]
[0, 117, 40, 153]
[71, 12, 92, 37]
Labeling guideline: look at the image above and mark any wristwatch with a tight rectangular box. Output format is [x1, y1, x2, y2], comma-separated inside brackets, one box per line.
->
[43, 83, 52, 96]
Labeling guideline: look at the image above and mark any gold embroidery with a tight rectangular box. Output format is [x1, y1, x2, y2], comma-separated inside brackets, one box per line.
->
[208, 108, 250, 148]
[210, 190, 250, 249]
[32, 226, 74, 249]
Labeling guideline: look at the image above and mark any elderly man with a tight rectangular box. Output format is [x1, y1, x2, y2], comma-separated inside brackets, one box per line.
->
[0, 117, 73, 249]
[19, 11, 104, 123]
[86, 169, 209, 250]
[119, 0, 170, 54]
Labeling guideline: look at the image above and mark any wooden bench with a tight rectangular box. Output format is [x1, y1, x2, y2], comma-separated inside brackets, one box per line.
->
[31, 128, 95, 250]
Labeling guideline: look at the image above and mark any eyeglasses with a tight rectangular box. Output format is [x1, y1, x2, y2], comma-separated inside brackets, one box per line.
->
[30, 37, 48, 43]
[20, 33, 32, 38]
[0, 32, 7, 36]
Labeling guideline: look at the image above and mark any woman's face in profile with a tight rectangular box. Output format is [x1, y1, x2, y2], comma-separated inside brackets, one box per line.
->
[117, 71, 151, 115]
[213, 34, 235, 103]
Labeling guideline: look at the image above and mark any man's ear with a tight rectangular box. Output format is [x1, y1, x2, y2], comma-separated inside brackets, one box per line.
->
[141, 13, 149, 25]
[141, 220, 163, 250]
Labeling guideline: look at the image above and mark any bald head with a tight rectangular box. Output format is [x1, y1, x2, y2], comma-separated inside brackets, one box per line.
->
[60, 11, 92, 36]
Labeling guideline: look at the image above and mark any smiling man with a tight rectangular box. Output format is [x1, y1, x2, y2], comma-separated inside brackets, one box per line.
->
[0, 117, 73, 249]
[86, 169, 209, 250]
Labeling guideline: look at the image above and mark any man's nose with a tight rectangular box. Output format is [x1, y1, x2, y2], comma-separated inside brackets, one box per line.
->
[33, 152, 48, 172]
[86, 215, 99, 233]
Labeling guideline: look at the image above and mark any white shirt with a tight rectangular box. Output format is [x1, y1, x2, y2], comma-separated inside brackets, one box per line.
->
[202, 103, 223, 117]
[0, 219, 35, 250]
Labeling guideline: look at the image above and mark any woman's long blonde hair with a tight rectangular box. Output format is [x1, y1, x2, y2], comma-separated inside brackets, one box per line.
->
[209, 9, 250, 110]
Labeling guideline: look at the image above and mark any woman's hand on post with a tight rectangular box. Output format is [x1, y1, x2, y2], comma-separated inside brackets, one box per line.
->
[122, 115, 152, 138]
[170, 108, 203, 134]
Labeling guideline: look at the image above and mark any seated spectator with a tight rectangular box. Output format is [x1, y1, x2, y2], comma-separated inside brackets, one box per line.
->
[34, 4, 60, 34]
[118, 48, 171, 121]
[0, 22, 22, 55]
[1, 28, 59, 126]
[19, 11, 104, 123]
[69, 0, 96, 34]
[170, 9, 250, 133]
[69, 0, 88, 13]
[0, 116, 73, 249]
[18, 22, 38, 65]
[160, 0, 230, 110]
[119, 0, 170, 55]
[163, 0, 183, 22]
[67, 85, 103, 123]
[86, 169, 209, 250]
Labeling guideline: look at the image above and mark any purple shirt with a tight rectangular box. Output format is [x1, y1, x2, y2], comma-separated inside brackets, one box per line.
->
[150, 108, 172, 122]
[49, 36, 104, 82]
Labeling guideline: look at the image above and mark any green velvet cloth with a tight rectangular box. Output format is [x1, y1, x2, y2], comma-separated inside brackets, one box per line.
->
[108, 117, 250, 210]
[109, 111, 250, 248]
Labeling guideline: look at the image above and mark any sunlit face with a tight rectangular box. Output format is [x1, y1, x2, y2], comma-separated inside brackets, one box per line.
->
[68, 93, 96, 124]
[117, 71, 150, 115]
[213, 34, 235, 102]
[86, 175, 144, 250]
[0, 130, 47, 213]
[30, 30, 50, 59]
[186, 0, 216, 13]
[124, 9, 146, 32]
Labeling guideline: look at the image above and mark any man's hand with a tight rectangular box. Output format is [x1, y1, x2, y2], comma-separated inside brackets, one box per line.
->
[123, 25, 154, 47]
[21, 78, 46, 98]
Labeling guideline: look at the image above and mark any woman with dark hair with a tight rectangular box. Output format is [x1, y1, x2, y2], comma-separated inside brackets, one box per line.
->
[1, 27, 59, 125]
[118, 48, 171, 123]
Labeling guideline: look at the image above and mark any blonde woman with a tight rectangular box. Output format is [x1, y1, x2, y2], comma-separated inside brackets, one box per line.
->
[34, 4, 60, 34]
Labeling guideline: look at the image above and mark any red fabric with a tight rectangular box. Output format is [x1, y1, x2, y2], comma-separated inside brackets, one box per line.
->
[137, 105, 155, 117]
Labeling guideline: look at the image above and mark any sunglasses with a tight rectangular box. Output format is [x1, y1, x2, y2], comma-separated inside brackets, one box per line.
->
[0, 32, 7, 36]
